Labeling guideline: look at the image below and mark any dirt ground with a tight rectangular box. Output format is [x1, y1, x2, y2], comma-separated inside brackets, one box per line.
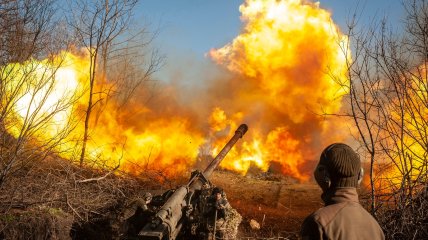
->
[210, 170, 323, 239]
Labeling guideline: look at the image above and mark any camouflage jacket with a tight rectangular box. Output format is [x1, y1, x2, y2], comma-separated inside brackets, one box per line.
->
[205, 196, 229, 219]
[300, 188, 384, 240]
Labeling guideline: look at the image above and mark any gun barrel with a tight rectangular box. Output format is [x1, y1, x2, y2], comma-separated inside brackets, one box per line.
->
[188, 124, 248, 192]
[139, 124, 248, 240]
[203, 124, 248, 178]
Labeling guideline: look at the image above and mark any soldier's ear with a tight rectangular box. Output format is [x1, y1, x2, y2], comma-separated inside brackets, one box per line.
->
[357, 168, 364, 185]
[314, 164, 331, 191]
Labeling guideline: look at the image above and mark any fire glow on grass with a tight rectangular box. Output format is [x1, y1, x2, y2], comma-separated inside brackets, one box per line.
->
[2, 0, 351, 180]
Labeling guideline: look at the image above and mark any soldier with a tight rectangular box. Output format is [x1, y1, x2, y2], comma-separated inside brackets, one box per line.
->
[141, 192, 152, 211]
[300, 143, 384, 240]
[119, 192, 152, 221]
[119, 192, 154, 239]
[213, 188, 229, 219]
[205, 187, 230, 239]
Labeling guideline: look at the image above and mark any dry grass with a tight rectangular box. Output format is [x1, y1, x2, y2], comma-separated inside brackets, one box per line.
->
[0, 156, 158, 239]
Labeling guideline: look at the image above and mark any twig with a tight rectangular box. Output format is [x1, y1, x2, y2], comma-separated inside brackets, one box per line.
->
[76, 163, 120, 183]
[66, 194, 83, 221]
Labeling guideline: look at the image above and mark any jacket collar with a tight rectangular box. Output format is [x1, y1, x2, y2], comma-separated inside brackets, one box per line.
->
[321, 187, 359, 205]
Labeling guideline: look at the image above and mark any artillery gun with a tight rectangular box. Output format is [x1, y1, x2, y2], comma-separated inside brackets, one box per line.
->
[135, 124, 248, 240]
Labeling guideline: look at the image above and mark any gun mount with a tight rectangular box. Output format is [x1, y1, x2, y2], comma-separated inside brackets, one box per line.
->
[138, 124, 248, 240]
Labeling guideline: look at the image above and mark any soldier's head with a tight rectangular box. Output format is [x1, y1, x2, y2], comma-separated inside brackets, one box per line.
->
[314, 143, 364, 192]
[143, 192, 152, 204]
[212, 187, 223, 200]
[215, 192, 222, 200]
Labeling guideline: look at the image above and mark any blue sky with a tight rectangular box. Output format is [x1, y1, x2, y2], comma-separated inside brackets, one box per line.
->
[135, 0, 403, 81]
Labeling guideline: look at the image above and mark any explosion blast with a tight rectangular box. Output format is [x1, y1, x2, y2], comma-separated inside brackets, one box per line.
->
[2, 0, 350, 181]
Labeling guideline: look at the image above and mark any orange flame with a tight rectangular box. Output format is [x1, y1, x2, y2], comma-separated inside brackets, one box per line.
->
[372, 65, 428, 191]
[2, 0, 351, 181]
[3, 51, 205, 177]
[208, 0, 349, 180]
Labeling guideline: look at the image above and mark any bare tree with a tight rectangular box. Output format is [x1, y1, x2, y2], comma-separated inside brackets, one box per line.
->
[0, 0, 63, 64]
[67, 0, 161, 166]
[67, 0, 136, 166]
[0, 0, 77, 187]
[332, 0, 428, 238]
[106, 32, 163, 110]
[334, 14, 387, 215]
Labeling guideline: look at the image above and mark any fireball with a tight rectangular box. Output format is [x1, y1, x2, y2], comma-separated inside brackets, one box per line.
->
[2, 0, 351, 181]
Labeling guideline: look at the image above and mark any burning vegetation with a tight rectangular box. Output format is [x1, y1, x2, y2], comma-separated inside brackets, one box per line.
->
[0, 0, 427, 239]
